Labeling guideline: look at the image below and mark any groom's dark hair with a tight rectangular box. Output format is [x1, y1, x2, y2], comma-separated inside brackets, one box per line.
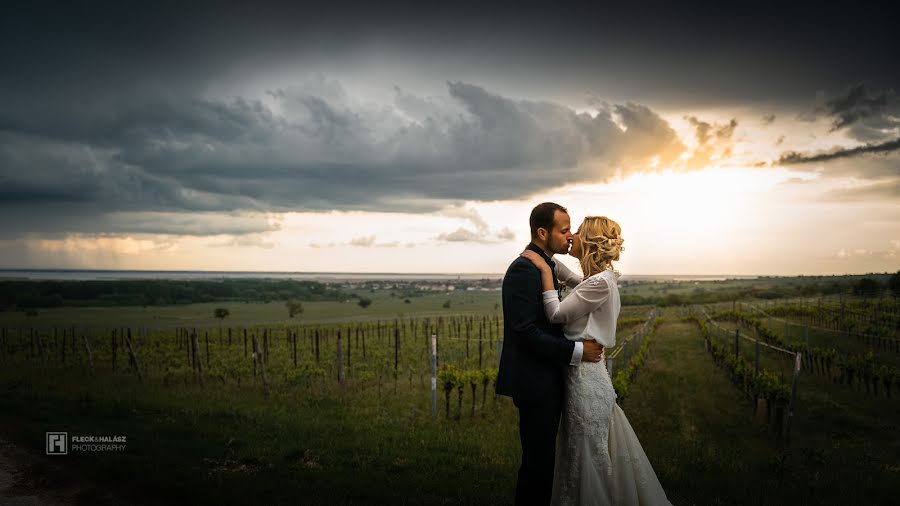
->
[530, 202, 568, 239]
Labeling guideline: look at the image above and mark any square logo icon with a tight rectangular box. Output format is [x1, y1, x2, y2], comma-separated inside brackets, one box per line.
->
[46, 432, 67, 455]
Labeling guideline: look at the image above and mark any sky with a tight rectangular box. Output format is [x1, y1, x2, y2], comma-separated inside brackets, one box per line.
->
[0, 1, 898, 275]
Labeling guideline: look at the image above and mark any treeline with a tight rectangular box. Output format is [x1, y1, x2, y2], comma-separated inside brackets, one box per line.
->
[0, 279, 350, 309]
[622, 274, 898, 307]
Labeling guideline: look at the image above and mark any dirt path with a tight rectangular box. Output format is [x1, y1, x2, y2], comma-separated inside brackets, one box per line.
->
[621, 320, 781, 505]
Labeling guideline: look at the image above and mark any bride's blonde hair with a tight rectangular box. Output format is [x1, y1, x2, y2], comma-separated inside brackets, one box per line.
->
[578, 216, 624, 277]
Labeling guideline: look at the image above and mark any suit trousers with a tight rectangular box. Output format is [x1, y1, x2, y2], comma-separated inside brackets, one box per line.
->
[514, 393, 563, 506]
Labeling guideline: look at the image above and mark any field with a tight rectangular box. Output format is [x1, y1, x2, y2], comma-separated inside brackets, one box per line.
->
[1, 278, 899, 505]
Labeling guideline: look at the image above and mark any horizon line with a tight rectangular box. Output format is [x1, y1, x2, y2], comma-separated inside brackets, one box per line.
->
[0, 268, 893, 278]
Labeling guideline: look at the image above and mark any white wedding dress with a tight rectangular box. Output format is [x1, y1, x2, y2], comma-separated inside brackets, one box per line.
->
[543, 261, 672, 506]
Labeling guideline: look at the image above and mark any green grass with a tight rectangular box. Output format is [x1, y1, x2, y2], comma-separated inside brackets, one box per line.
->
[0, 290, 503, 329]
[0, 368, 522, 505]
[623, 319, 781, 505]
[0, 301, 897, 505]
[624, 314, 898, 505]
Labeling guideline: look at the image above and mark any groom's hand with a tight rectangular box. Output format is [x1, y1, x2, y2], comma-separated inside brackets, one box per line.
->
[581, 341, 604, 363]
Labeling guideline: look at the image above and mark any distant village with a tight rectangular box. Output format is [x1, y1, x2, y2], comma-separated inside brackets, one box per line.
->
[332, 278, 502, 293]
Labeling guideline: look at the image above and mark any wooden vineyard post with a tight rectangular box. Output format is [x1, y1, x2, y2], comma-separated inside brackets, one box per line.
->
[34, 331, 44, 363]
[839, 297, 845, 329]
[431, 334, 438, 420]
[735, 329, 740, 359]
[466, 324, 470, 358]
[252, 334, 270, 395]
[125, 329, 144, 383]
[337, 330, 345, 386]
[393, 326, 399, 393]
[182, 331, 189, 372]
[83, 335, 94, 374]
[251, 334, 258, 378]
[191, 330, 205, 386]
[478, 324, 483, 369]
[394, 326, 400, 373]
[755, 339, 760, 375]
[243, 329, 248, 357]
[110, 330, 117, 371]
[292, 331, 298, 368]
[205, 331, 210, 368]
[786, 352, 802, 442]
[347, 327, 352, 372]
[315, 329, 320, 363]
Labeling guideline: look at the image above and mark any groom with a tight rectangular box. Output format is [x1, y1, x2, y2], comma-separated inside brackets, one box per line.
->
[496, 202, 605, 505]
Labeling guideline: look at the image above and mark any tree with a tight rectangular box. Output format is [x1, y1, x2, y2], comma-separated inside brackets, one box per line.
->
[286, 299, 304, 318]
[358, 297, 372, 309]
[213, 307, 230, 320]
[889, 271, 900, 298]
[443, 300, 452, 309]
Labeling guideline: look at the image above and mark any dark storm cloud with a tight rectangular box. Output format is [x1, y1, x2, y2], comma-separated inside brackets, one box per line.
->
[1, 0, 898, 239]
[3, 1, 898, 107]
[813, 84, 900, 142]
[0, 78, 686, 237]
[750, 85, 900, 177]
[777, 137, 900, 165]
[0, 207, 281, 239]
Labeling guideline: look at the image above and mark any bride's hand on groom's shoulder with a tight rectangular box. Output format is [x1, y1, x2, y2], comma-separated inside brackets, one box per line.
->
[520, 250, 549, 271]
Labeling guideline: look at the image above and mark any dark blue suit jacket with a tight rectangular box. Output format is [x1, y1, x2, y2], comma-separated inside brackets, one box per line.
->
[495, 243, 576, 401]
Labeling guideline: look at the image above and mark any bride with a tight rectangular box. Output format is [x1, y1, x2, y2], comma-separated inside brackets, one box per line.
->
[521, 216, 672, 506]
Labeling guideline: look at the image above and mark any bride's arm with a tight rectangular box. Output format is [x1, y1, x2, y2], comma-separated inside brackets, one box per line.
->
[521, 250, 556, 292]
[541, 276, 611, 324]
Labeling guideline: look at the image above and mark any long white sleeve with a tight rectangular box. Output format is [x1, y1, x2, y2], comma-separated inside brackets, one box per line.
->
[569, 341, 583, 365]
[553, 256, 584, 288]
[542, 275, 611, 325]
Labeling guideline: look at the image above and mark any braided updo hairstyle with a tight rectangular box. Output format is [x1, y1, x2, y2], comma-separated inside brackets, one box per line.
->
[577, 216, 624, 277]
